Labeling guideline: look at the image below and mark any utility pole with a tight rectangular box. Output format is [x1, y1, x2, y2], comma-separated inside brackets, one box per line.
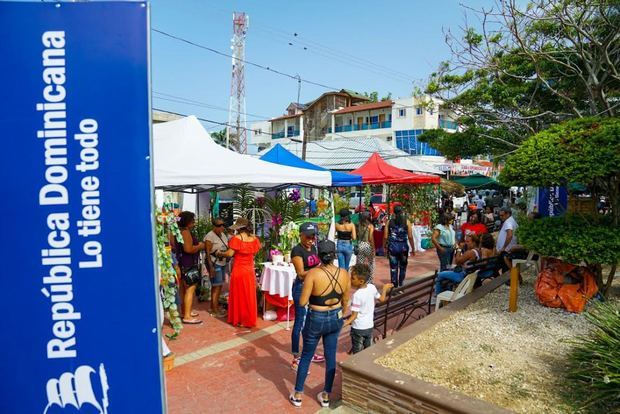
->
[227, 12, 249, 153]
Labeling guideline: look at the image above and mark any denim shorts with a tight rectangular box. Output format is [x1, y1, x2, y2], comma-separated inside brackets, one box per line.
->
[210, 264, 226, 286]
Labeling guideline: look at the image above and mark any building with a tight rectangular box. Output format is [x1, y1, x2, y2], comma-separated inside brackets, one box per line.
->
[251, 92, 459, 156]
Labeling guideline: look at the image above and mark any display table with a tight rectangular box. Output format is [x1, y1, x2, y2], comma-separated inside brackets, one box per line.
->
[259, 263, 297, 329]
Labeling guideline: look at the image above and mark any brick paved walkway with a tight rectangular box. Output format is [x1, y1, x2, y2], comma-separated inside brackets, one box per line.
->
[164, 249, 440, 413]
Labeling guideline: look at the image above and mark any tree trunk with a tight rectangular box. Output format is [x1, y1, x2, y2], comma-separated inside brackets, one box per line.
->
[602, 262, 617, 297]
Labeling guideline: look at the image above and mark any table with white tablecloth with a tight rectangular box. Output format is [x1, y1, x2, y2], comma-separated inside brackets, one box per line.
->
[259, 262, 297, 328]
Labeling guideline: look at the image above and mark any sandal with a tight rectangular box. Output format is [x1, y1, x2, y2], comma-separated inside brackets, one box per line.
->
[288, 394, 302, 408]
[182, 318, 202, 325]
[316, 392, 329, 408]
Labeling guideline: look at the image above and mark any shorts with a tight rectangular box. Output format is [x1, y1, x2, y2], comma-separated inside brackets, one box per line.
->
[211, 264, 226, 287]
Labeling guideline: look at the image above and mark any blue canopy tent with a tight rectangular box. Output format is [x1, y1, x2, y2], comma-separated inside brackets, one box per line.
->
[260, 144, 362, 187]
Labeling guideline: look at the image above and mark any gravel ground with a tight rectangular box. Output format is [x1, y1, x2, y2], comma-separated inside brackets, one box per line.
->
[377, 271, 593, 414]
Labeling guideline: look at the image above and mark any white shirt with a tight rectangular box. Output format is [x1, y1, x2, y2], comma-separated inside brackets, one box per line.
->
[351, 284, 381, 330]
[476, 198, 486, 209]
[497, 216, 518, 252]
[205, 231, 230, 266]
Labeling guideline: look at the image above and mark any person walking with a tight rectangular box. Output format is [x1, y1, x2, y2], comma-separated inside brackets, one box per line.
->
[177, 211, 205, 325]
[383, 206, 415, 287]
[356, 211, 376, 281]
[290, 222, 324, 371]
[432, 213, 456, 271]
[204, 217, 230, 318]
[335, 208, 356, 270]
[289, 240, 350, 409]
[216, 217, 261, 328]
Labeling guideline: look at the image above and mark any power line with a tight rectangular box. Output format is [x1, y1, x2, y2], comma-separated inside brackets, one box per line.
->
[252, 26, 415, 85]
[152, 28, 340, 91]
[153, 91, 271, 120]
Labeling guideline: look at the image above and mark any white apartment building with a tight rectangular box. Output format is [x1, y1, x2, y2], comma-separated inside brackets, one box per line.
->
[251, 94, 458, 156]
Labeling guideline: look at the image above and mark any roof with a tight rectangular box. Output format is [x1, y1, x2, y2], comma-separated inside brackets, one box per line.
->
[341, 89, 371, 101]
[333, 100, 393, 115]
[270, 113, 302, 122]
[259, 144, 362, 187]
[287, 102, 308, 111]
[152, 116, 331, 191]
[350, 153, 440, 185]
[255, 137, 443, 175]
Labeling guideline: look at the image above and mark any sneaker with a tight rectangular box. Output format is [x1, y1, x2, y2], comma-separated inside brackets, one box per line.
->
[311, 354, 325, 363]
[289, 394, 302, 408]
[316, 392, 329, 408]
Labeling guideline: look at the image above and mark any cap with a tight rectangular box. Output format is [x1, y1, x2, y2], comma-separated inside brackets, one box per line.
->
[339, 208, 350, 217]
[229, 217, 250, 230]
[317, 240, 336, 256]
[299, 222, 317, 236]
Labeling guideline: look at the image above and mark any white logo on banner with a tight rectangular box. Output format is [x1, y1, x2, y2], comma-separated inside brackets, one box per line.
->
[44, 364, 109, 414]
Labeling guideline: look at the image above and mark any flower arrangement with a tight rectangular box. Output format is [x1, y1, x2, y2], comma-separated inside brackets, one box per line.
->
[278, 221, 300, 254]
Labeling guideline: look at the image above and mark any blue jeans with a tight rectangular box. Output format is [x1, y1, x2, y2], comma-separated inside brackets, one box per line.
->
[435, 270, 466, 294]
[337, 240, 353, 270]
[388, 251, 408, 287]
[294, 308, 343, 393]
[291, 278, 306, 356]
[350, 327, 373, 354]
[437, 246, 454, 271]
[210, 264, 226, 286]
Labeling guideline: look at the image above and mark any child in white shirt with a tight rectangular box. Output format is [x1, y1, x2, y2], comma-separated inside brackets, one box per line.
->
[344, 264, 392, 354]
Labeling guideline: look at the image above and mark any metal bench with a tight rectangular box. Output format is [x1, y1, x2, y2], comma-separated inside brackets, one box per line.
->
[372, 272, 437, 341]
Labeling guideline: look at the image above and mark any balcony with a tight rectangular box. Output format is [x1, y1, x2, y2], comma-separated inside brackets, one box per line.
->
[333, 121, 392, 133]
[439, 119, 458, 130]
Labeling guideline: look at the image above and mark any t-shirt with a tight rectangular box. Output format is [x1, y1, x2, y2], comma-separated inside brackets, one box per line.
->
[291, 244, 320, 272]
[434, 224, 455, 247]
[497, 216, 518, 252]
[461, 222, 488, 236]
[351, 284, 381, 330]
[205, 231, 230, 266]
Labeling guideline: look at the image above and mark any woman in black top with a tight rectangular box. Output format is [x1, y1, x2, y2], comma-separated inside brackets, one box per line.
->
[289, 240, 350, 409]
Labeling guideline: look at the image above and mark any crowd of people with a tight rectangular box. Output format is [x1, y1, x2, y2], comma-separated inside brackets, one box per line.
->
[164, 192, 526, 408]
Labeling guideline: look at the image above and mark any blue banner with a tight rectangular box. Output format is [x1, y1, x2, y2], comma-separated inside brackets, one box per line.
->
[538, 186, 568, 217]
[0, 2, 164, 413]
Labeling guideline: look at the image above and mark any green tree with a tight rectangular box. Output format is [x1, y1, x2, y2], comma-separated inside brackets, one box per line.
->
[420, 0, 619, 159]
[210, 128, 227, 146]
[501, 117, 620, 294]
[361, 91, 392, 103]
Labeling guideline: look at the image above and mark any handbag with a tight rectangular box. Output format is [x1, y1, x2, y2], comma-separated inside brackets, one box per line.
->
[182, 265, 201, 286]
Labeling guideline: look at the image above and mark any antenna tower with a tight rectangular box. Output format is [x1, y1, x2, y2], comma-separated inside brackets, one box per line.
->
[227, 12, 249, 153]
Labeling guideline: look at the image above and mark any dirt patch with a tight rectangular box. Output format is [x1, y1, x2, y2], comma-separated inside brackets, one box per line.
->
[377, 271, 592, 414]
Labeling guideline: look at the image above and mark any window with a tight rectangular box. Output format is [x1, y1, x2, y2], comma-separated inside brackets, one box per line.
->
[398, 108, 406, 117]
[415, 107, 423, 116]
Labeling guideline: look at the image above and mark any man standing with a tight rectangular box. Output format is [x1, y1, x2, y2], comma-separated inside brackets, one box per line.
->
[290, 222, 324, 370]
[307, 194, 317, 217]
[205, 217, 230, 318]
[497, 207, 518, 270]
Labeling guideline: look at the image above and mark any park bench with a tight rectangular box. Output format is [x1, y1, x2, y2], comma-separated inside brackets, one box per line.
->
[372, 272, 437, 341]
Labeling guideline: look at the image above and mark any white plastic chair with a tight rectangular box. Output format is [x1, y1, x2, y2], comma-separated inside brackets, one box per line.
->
[435, 273, 477, 311]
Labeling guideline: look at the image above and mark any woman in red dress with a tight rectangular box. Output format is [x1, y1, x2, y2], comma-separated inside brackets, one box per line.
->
[216, 217, 261, 328]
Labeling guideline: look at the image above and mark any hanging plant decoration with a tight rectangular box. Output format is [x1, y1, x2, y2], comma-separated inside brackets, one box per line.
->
[157, 200, 184, 339]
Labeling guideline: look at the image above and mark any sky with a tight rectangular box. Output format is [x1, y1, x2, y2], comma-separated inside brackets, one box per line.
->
[150, 0, 495, 138]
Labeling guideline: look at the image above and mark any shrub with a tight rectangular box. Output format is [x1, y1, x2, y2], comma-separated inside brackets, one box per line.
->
[563, 301, 620, 413]
[517, 214, 620, 294]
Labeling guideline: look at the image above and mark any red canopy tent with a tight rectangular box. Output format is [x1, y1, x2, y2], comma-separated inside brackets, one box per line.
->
[350, 153, 440, 184]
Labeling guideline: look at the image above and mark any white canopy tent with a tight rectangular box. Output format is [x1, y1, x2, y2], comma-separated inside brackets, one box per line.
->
[153, 116, 331, 192]
[256, 138, 443, 175]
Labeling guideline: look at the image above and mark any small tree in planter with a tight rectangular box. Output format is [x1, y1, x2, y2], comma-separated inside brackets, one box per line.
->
[501, 117, 620, 295]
